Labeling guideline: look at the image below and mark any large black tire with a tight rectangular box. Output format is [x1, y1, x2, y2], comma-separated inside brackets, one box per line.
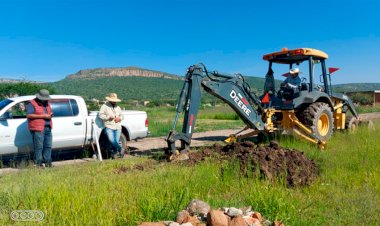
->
[301, 102, 334, 141]
[345, 115, 359, 132]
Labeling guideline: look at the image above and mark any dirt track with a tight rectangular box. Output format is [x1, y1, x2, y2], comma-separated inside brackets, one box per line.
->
[128, 129, 240, 153]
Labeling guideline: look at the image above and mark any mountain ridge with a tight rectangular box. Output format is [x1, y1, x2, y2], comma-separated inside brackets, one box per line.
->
[66, 66, 182, 80]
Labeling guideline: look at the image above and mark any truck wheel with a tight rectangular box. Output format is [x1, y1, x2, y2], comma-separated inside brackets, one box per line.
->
[119, 133, 128, 150]
[301, 102, 334, 141]
[99, 132, 128, 158]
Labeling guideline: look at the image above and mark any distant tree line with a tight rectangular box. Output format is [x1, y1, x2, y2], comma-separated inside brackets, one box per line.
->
[0, 82, 55, 99]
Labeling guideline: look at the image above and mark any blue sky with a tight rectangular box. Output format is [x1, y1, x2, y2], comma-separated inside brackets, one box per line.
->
[0, 0, 379, 84]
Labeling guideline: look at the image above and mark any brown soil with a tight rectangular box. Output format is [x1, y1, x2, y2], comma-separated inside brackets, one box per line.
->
[187, 141, 318, 187]
[116, 141, 318, 187]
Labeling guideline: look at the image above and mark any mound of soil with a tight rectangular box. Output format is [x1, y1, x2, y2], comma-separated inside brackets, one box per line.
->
[188, 141, 318, 187]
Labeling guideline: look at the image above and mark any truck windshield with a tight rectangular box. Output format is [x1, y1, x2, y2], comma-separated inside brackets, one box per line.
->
[0, 99, 13, 111]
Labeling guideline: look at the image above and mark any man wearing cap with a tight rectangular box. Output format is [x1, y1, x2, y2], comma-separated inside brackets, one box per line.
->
[26, 89, 54, 167]
[99, 93, 125, 159]
[283, 68, 301, 89]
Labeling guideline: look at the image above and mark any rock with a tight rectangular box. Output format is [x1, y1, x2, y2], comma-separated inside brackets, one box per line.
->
[251, 212, 262, 222]
[243, 216, 262, 226]
[226, 207, 243, 217]
[180, 223, 193, 226]
[185, 216, 200, 225]
[176, 210, 191, 224]
[244, 211, 254, 217]
[273, 221, 284, 226]
[221, 207, 229, 214]
[169, 222, 180, 226]
[138, 223, 166, 226]
[262, 220, 272, 226]
[240, 206, 252, 215]
[186, 199, 211, 217]
[207, 210, 229, 226]
[229, 215, 247, 226]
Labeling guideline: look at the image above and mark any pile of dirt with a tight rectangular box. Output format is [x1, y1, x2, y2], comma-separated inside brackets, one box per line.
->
[117, 141, 318, 187]
[186, 141, 318, 187]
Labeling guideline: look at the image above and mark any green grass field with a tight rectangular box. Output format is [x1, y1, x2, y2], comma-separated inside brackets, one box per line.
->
[144, 105, 244, 137]
[0, 125, 379, 225]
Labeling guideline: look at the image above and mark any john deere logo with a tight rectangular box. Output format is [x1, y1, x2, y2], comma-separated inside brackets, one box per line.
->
[10, 210, 44, 221]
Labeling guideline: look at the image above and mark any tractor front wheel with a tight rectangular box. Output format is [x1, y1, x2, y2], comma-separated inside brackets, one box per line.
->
[345, 115, 359, 132]
[301, 102, 334, 141]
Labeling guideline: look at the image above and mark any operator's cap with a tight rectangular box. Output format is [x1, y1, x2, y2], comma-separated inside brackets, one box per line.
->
[289, 68, 300, 74]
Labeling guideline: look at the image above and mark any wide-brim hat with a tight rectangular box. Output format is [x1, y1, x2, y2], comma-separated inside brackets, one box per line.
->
[289, 68, 300, 74]
[36, 89, 51, 101]
[105, 93, 121, 102]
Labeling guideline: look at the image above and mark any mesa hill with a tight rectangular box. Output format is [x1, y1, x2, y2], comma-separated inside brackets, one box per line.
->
[66, 66, 182, 80]
[52, 66, 269, 105]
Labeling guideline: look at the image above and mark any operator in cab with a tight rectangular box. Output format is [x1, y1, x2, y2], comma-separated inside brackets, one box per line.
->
[283, 68, 301, 89]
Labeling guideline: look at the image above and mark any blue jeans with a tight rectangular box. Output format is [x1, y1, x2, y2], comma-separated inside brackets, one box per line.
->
[31, 127, 52, 167]
[105, 128, 122, 154]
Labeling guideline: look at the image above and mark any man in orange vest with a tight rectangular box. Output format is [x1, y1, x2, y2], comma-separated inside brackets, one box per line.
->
[26, 89, 53, 167]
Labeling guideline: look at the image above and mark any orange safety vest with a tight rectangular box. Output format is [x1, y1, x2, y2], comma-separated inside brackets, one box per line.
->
[28, 99, 53, 132]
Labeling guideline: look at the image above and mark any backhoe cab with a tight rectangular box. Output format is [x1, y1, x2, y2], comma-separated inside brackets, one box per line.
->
[260, 48, 359, 146]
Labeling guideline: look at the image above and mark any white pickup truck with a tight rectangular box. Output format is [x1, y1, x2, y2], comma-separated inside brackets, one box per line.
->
[0, 95, 149, 157]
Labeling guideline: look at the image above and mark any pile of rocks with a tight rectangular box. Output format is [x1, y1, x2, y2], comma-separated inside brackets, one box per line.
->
[139, 199, 284, 226]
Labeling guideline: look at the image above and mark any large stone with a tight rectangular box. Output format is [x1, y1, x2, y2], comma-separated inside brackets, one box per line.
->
[168, 222, 181, 226]
[243, 216, 262, 226]
[180, 223, 193, 226]
[273, 221, 284, 226]
[138, 223, 166, 226]
[185, 215, 200, 225]
[226, 207, 243, 217]
[251, 212, 262, 222]
[186, 199, 211, 217]
[229, 215, 247, 226]
[207, 210, 229, 226]
[176, 210, 191, 224]
[240, 206, 252, 215]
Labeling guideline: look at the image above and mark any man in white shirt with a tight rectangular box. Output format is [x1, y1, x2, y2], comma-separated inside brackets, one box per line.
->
[283, 68, 301, 89]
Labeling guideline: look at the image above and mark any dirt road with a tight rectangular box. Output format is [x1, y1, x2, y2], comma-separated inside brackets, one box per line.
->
[128, 129, 240, 153]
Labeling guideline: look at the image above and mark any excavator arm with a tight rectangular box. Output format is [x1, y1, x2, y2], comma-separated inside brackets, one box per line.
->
[166, 64, 265, 155]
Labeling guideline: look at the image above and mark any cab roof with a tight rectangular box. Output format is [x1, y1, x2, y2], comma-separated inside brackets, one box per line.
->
[263, 48, 328, 64]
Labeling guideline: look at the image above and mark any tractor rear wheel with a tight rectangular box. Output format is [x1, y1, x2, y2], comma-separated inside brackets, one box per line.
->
[301, 102, 334, 141]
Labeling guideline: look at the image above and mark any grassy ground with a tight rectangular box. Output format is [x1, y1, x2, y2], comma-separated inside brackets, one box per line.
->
[356, 104, 380, 113]
[144, 105, 244, 137]
[0, 125, 379, 225]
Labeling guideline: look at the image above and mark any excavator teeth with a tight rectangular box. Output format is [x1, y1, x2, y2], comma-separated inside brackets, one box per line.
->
[224, 134, 237, 143]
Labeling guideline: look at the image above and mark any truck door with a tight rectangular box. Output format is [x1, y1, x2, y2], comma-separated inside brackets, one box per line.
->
[50, 98, 86, 149]
[0, 101, 33, 155]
